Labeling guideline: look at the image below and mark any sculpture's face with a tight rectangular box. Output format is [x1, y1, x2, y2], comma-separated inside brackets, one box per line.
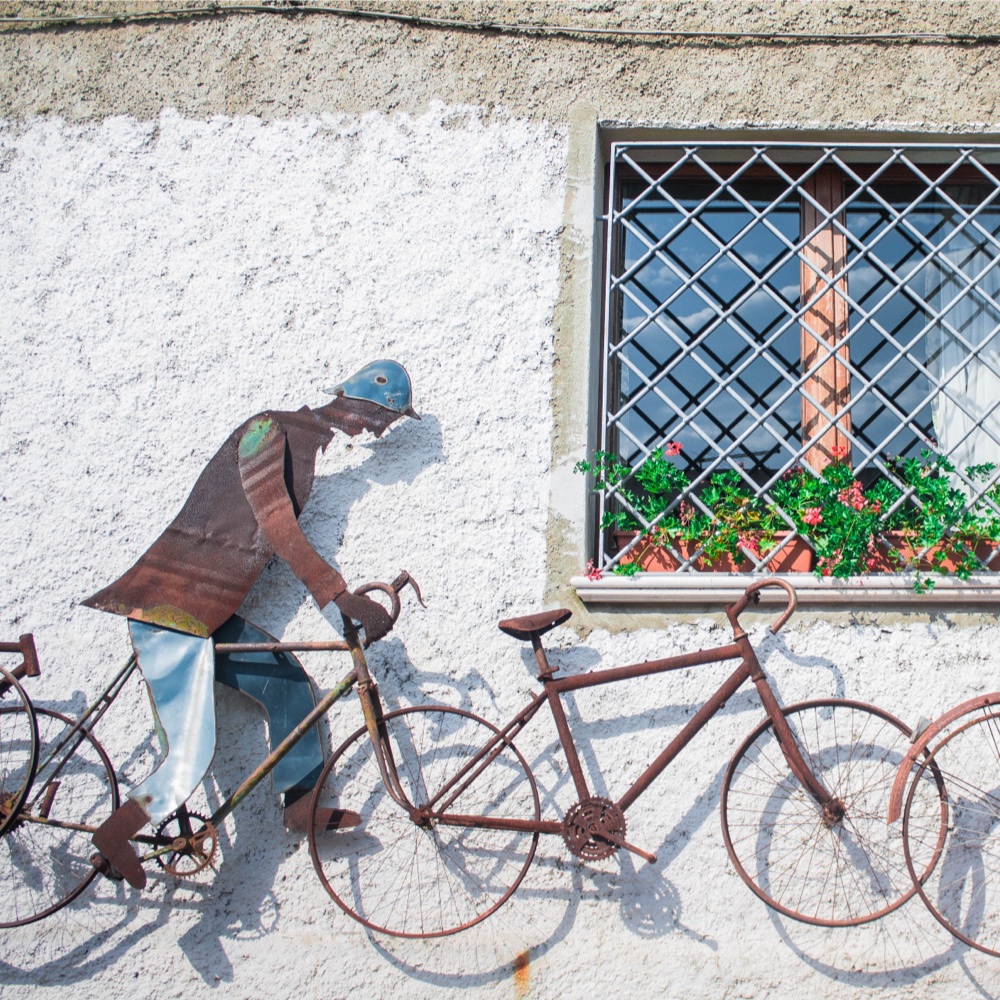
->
[325, 396, 401, 439]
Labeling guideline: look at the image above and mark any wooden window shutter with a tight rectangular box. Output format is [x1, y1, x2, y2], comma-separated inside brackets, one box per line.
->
[800, 166, 852, 470]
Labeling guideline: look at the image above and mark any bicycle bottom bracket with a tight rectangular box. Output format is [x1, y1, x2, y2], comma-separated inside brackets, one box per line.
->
[562, 796, 626, 860]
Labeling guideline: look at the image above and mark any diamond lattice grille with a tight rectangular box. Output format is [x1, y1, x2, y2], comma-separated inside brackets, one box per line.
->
[596, 142, 1000, 575]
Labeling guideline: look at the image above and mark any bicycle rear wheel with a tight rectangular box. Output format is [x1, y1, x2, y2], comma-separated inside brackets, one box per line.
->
[309, 705, 540, 938]
[0, 669, 38, 838]
[721, 698, 946, 927]
[902, 707, 1000, 956]
[0, 706, 120, 928]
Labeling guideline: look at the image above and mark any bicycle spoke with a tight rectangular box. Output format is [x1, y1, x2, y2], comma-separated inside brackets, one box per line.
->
[1, 707, 119, 927]
[310, 705, 540, 938]
[722, 699, 939, 927]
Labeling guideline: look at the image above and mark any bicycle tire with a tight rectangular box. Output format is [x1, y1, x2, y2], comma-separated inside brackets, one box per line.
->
[309, 704, 541, 938]
[0, 668, 38, 838]
[721, 698, 946, 927]
[0, 706, 120, 928]
[902, 706, 1000, 956]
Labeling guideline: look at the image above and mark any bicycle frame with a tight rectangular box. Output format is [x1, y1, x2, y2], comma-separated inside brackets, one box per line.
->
[425, 582, 836, 847]
[6, 571, 423, 869]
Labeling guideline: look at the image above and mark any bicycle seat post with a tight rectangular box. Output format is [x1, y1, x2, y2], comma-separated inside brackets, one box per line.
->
[531, 635, 556, 681]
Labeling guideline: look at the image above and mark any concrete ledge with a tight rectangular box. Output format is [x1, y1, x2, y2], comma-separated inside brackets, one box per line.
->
[571, 572, 1000, 606]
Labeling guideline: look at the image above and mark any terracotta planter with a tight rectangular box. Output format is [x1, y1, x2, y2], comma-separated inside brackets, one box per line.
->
[870, 532, 998, 573]
[612, 531, 814, 573]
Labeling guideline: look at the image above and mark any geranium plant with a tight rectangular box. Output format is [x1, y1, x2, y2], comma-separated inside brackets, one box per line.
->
[769, 446, 905, 578]
[576, 445, 1000, 590]
[575, 445, 784, 577]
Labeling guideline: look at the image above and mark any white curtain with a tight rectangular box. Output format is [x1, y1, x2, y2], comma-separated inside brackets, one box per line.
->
[927, 188, 1000, 474]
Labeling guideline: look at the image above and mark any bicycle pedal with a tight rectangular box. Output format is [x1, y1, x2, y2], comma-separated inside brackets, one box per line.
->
[90, 852, 124, 882]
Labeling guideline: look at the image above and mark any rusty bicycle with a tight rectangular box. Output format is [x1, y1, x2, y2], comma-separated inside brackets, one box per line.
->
[889, 692, 1000, 957]
[0, 572, 423, 928]
[308, 578, 947, 939]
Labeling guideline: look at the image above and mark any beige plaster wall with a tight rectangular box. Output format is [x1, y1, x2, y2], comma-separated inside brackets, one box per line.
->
[2, 2, 1000, 130]
[7, 2, 1000, 628]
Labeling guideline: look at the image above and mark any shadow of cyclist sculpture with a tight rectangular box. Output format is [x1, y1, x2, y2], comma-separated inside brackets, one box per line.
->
[84, 361, 419, 889]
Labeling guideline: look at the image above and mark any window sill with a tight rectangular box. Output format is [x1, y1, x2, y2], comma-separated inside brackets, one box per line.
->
[570, 573, 1000, 606]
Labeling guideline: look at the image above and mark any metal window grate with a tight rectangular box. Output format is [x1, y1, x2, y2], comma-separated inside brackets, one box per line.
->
[595, 141, 1000, 575]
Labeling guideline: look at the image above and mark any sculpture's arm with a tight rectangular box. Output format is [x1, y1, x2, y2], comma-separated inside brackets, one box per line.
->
[237, 415, 347, 608]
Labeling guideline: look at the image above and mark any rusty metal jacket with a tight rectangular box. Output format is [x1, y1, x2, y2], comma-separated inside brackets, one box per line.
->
[83, 406, 346, 638]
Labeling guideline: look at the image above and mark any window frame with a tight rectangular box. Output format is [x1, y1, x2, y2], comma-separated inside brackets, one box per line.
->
[574, 138, 1000, 605]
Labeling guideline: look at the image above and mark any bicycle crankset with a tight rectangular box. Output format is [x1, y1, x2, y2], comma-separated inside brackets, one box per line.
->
[562, 796, 627, 861]
[154, 810, 218, 877]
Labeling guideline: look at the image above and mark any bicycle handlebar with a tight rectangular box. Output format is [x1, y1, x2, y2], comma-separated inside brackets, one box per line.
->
[725, 578, 797, 638]
[214, 571, 426, 655]
[355, 570, 426, 639]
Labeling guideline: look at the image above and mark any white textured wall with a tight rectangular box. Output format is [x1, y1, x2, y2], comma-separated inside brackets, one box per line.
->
[2, 108, 1000, 999]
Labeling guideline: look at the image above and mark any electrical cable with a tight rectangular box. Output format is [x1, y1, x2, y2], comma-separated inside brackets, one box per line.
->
[1, 3, 998, 45]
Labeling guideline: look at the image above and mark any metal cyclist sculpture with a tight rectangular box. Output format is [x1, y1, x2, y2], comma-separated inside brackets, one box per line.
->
[82, 360, 419, 889]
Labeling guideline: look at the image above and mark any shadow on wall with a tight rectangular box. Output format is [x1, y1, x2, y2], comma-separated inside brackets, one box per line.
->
[239, 412, 445, 635]
[0, 594, 989, 993]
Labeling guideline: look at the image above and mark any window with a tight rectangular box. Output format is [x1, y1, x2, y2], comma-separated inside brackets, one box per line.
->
[592, 141, 1000, 579]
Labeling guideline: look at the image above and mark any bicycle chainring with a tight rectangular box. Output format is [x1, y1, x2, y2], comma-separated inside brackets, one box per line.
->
[562, 796, 626, 861]
[154, 811, 219, 877]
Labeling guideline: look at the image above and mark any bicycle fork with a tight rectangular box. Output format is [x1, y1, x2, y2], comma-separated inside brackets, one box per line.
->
[738, 636, 843, 824]
[348, 626, 415, 818]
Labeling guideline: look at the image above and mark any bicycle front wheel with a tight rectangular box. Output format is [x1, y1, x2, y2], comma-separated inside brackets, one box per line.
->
[0, 669, 38, 838]
[903, 707, 1000, 956]
[721, 698, 945, 927]
[309, 705, 541, 938]
[0, 706, 120, 928]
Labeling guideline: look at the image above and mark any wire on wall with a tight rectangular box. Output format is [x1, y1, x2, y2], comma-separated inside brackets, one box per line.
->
[1, 3, 999, 45]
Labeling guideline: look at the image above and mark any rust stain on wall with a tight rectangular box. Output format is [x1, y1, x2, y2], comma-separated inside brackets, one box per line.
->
[513, 949, 530, 998]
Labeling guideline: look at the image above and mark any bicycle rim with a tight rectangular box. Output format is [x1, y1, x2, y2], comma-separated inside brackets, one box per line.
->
[309, 704, 540, 938]
[0, 706, 120, 928]
[721, 698, 945, 927]
[903, 708, 1000, 956]
[0, 670, 38, 838]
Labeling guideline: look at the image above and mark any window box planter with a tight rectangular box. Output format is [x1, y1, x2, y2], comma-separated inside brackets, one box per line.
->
[612, 531, 814, 574]
[581, 447, 1000, 590]
[869, 533, 998, 574]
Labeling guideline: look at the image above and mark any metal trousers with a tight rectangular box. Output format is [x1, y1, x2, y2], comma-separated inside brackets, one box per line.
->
[127, 617, 325, 824]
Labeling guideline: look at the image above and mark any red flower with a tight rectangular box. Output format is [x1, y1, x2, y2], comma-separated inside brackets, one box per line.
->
[803, 507, 823, 526]
[831, 444, 849, 460]
[837, 481, 867, 511]
[665, 441, 683, 457]
[585, 560, 603, 581]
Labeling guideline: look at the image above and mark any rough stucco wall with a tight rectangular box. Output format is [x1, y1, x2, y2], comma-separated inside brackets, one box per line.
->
[4, 1, 1000, 129]
[3, 3, 1000, 999]
[0, 107, 569, 996]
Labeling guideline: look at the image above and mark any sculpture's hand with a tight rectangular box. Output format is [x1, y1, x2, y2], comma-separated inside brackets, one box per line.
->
[334, 589, 394, 644]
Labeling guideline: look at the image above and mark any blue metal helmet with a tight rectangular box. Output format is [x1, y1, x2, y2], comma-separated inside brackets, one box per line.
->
[324, 360, 420, 419]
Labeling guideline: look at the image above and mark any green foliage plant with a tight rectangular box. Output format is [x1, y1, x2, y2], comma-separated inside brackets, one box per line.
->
[574, 446, 781, 575]
[576, 444, 1000, 590]
[886, 452, 1000, 589]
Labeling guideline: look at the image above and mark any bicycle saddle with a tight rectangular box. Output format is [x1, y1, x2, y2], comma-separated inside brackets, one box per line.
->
[498, 608, 572, 641]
